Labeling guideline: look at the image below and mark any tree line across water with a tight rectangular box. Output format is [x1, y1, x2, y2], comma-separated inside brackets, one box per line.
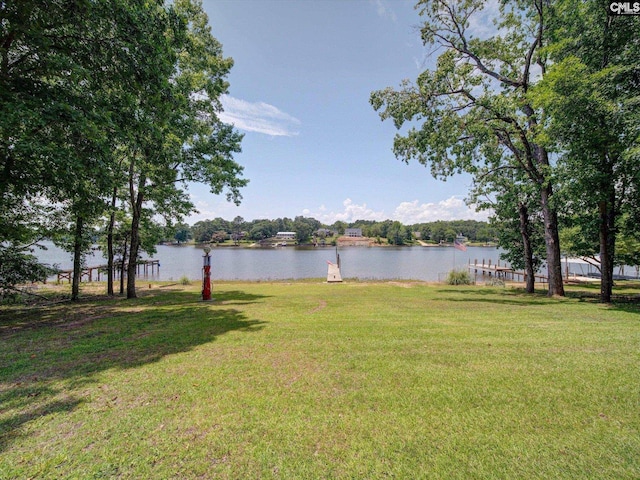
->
[175, 217, 498, 246]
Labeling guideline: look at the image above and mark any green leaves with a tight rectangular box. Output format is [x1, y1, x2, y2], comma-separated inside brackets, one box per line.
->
[1, 0, 247, 295]
[372, 0, 571, 295]
[527, 0, 640, 302]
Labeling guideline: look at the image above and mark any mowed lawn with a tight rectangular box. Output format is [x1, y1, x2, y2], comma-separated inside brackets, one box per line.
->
[1, 281, 639, 479]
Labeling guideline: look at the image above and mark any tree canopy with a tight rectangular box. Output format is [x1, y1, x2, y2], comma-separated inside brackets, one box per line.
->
[530, 0, 640, 302]
[0, 0, 246, 298]
[371, 0, 566, 296]
[372, 0, 639, 301]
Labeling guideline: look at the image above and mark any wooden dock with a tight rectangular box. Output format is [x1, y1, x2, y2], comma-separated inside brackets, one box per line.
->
[56, 259, 160, 283]
[468, 259, 612, 285]
[467, 258, 548, 284]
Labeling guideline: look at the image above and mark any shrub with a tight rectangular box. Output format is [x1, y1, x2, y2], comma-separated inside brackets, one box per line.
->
[446, 269, 474, 285]
[485, 277, 505, 287]
[179, 275, 192, 285]
[0, 246, 55, 294]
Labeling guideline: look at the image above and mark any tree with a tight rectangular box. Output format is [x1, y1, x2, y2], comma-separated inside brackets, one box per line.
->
[0, 1, 247, 299]
[248, 220, 277, 241]
[615, 223, 640, 279]
[174, 223, 192, 244]
[387, 221, 407, 245]
[468, 152, 547, 293]
[473, 174, 545, 293]
[123, 0, 246, 298]
[371, 0, 566, 296]
[332, 221, 347, 235]
[530, 1, 640, 302]
[1, 0, 175, 299]
[293, 216, 321, 243]
[0, 245, 54, 297]
[192, 220, 215, 243]
[191, 218, 232, 242]
[211, 230, 228, 244]
[231, 216, 245, 245]
[99, 207, 132, 295]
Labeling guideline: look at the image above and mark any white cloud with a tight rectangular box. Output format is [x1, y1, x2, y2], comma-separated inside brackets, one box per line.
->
[307, 198, 387, 224]
[371, 0, 397, 22]
[304, 196, 491, 225]
[467, 0, 501, 40]
[392, 197, 490, 224]
[219, 95, 301, 137]
[188, 199, 218, 223]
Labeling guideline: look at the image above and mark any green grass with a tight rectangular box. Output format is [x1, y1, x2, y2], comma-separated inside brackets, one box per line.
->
[1, 281, 639, 479]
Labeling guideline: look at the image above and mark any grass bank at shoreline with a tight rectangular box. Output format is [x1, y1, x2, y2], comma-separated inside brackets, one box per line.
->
[1, 281, 639, 478]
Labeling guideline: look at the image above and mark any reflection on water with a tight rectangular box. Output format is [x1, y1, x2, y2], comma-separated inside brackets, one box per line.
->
[35, 242, 502, 282]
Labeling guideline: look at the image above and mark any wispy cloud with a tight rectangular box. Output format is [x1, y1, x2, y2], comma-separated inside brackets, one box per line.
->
[370, 0, 397, 22]
[219, 95, 301, 137]
[467, 0, 501, 40]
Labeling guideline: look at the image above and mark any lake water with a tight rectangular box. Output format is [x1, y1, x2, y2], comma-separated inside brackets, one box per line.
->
[35, 242, 503, 282]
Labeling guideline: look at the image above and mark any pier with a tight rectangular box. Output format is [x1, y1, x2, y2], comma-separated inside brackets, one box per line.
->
[467, 258, 548, 284]
[56, 259, 160, 283]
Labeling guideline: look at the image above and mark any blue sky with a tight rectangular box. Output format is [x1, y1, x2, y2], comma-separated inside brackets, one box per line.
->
[185, 0, 490, 225]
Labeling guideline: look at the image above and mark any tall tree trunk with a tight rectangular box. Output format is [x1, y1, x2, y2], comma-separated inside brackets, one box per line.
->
[71, 215, 84, 301]
[126, 153, 144, 299]
[599, 200, 613, 303]
[533, 144, 565, 297]
[597, 17, 618, 304]
[126, 175, 145, 299]
[119, 236, 128, 295]
[599, 175, 617, 303]
[126, 211, 140, 299]
[106, 186, 117, 296]
[518, 202, 535, 294]
[540, 184, 565, 296]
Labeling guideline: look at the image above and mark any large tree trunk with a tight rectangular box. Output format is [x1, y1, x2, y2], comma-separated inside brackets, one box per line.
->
[126, 174, 145, 299]
[540, 184, 565, 296]
[126, 154, 145, 299]
[532, 144, 565, 297]
[518, 203, 535, 294]
[599, 179, 616, 303]
[126, 200, 142, 299]
[106, 187, 117, 296]
[599, 201, 613, 303]
[71, 215, 83, 301]
[119, 236, 128, 295]
[126, 223, 139, 299]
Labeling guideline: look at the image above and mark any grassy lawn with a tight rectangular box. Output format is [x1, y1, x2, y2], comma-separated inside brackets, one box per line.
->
[1, 281, 639, 479]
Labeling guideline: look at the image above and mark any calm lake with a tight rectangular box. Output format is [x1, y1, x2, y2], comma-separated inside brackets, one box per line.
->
[36, 242, 504, 282]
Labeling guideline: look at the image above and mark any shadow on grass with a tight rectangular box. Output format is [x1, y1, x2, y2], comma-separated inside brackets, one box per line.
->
[435, 287, 558, 306]
[0, 396, 83, 452]
[0, 288, 269, 453]
[436, 285, 640, 314]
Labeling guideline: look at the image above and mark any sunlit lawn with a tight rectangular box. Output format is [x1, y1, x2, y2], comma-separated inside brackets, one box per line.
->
[1, 281, 639, 479]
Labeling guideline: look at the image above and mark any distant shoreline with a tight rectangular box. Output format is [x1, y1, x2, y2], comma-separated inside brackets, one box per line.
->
[177, 240, 499, 249]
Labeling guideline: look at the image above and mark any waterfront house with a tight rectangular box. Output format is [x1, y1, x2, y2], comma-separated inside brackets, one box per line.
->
[275, 232, 297, 240]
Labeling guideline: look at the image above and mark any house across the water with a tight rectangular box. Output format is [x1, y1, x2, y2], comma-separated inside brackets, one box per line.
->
[344, 228, 362, 238]
[275, 232, 297, 240]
